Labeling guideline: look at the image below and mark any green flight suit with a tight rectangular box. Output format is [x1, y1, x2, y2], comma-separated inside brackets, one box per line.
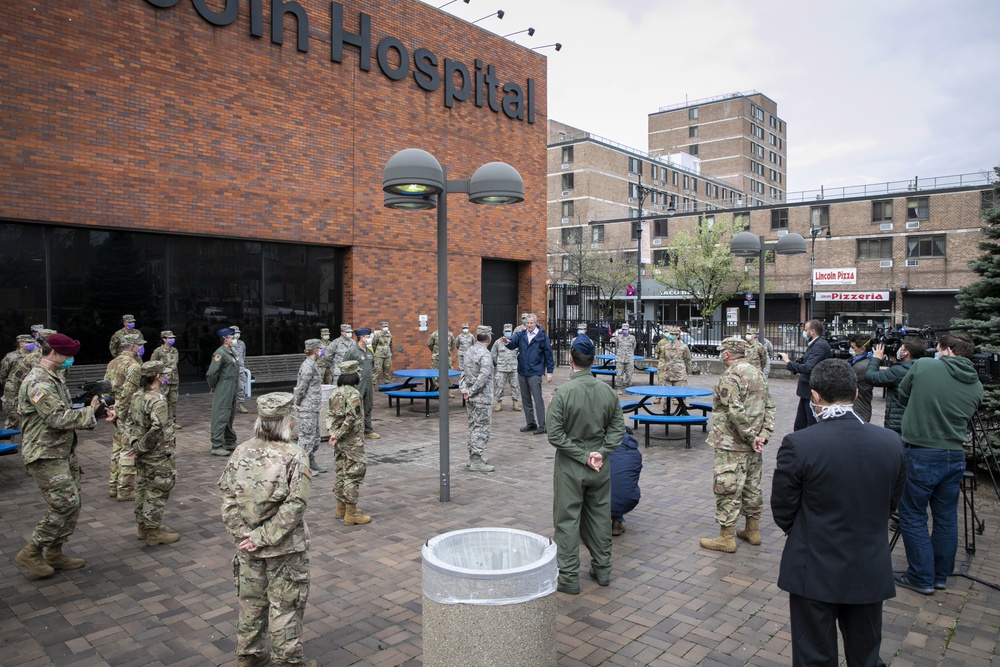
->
[547, 368, 625, 588]
[206, 345, 239, 452]
[342, 342, 375, 435]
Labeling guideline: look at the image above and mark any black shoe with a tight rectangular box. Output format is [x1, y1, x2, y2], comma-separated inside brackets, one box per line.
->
[612, 520, 625, 537]
[589, 567, 610, 586]
[557, 581, 579, 595]
[894, 573, 933, 595]
[533, 425, 546, 435]
[519, 423, 537, 432]
[934, 581, 948, 590]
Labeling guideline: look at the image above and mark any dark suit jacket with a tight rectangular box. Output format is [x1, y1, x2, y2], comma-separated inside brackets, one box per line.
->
[786, 336, 833, 399]
[771, 415, 906, 605]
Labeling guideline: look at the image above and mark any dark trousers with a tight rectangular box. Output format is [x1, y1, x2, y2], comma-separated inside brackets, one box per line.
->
[517, 374, 545, 427]
[793, 397, 818, 432]
[789, 594, 886, 667]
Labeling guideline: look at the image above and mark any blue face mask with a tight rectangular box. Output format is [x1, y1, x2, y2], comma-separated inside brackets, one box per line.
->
[166, 338, 175, 346]
[137, 345, 145, 357]
[802, 330, 809, 341]
[126, 322, 135, 330]
[318, 349, 325, 357]
[668, 335, 675, 341]
[934, 351, 941, 359]
[61, 358, 75, 369]
[161, 376, 170, 387]
[25, 342, 36, 352]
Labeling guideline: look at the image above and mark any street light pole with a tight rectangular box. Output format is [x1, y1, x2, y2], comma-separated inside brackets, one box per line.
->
[730, 231, 808, 338]
[808, 226, 831, 322]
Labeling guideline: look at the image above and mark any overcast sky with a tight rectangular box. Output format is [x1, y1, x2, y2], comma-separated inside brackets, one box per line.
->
[438, 0, 999, 193]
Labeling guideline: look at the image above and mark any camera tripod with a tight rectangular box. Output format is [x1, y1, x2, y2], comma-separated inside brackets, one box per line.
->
[890, 411, 1000, 591]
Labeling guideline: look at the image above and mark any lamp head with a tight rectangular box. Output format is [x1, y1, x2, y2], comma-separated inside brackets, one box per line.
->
[468, 162, 524, 205]
[384, 192, 436, 210]
[528, 27, 535, 36]
[383, 148, 445, 197]
[775, 232, 807, 255]
[729, 231, 761, 257]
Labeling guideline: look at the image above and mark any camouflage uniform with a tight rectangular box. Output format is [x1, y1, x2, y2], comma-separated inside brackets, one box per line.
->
[105, 335, 143, 498]
[293, 343, 323, 458]
[18, 363, 98, 555]
[316, 329, 332, 384]
[743, 329, 771, 377]
[490, 329, 520, 408]
[427, 329, 455, 391]
[371, 322, 393, 386]
[108, 314, 136, 358]
[150, 331, 180, 426]
[655, 330, 692, 412]
[326, 325, 354, 384]
[219, 392, 312, 667]
[707, 342, 775, 529]
[326, 383, 366, 504]
[3, 344, 44, 430]
[206, 340, 240, 454]
[342, 336, 377, 437]
[460, 330, 494, 470]
[130, 369, 177, 536]
[0, 336, 33, 428]
[232, 328, 248, 407]
[614, 330, 637, 392]
[456, 326, 475, 374]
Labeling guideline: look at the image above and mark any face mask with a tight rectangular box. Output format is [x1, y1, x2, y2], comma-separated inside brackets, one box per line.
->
[318, 349, 325, 357]
[126, 322, 135, 330]
[577, 330, 585, 336]
[233, 333, 240, 340]
[25, 342, 36, 352]
[622, 329, 629, 335]
[61, 358, 75, 369]
[849, 347, 860, 357]
[802, 331, 809, 341]
[161, 376, 169, 387]
[137, 345, 145, 357]
[462, 328, 469, 333]
[809, 400, 855, 421]
[166, 338, 175, 346]
[896, 348, 904, 360]
[668, 335, 675, 341]
[934, 351, 941, 359]
[504, 330, 512, 337]
[382, 327, 389, 333]
[321, 335, 330, 341]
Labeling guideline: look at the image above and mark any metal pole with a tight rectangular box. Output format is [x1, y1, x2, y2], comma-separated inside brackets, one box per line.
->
[437, 171, 450, 503]
[758, 235, 766, 337]
[809, 230, 816, 322]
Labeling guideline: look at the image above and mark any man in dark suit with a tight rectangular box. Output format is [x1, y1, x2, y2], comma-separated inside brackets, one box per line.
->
[778, 319, 833, 431]
[771, 359, 906, 667]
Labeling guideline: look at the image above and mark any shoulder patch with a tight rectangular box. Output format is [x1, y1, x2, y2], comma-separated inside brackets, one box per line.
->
[214, 354, 222, 362]
[31, 389, 46, 404]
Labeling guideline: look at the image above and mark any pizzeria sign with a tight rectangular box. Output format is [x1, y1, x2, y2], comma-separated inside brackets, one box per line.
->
[816, 292, 890, 302]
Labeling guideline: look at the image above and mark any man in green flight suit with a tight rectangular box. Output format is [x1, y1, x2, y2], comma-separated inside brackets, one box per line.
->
[547, 334, 625, 595]
[207, 327, 240, 456]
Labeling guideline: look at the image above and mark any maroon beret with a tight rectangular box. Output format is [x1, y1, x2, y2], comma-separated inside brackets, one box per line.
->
[47, 333, 81, 356]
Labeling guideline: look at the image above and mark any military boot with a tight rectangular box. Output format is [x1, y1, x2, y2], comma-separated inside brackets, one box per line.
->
[15, 542, 54, 578]
[146, 526, 181, 547]
[700, 525, 737, 553]
[494, 401, 503, 412]
[108, 485, 118, 499]
[511, 399, 522, 412]
[136, 526, 150, 541]
[117, 490, 136, 502]
[468, 454, 495, 473]
[274, 661, 317, 667]
[652, 397, 661, 405]
[335, 499, 346, 521]
[736, 517, 761, 546]
[44, 545, 86, 570]
[343, 503, 371, 525]
[237, 403, 249, 414]
[236, 654, 270, 667]
[308, 452, 327, 474]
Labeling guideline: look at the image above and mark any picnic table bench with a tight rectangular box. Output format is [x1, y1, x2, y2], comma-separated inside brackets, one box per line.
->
[629, 414, 709, 449]
[385, 390, 440, 417]
[65, 364, 110, 386]
[0, 428, 20, 457]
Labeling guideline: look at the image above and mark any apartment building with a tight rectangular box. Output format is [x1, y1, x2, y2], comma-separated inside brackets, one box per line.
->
[648, 91, 787, 207]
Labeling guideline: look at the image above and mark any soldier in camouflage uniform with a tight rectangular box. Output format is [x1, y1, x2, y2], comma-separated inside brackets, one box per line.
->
[613, 324, 637, 394]
[1, 334, 35, 428]
[456, 323, 475, 375]
[207, 327, 241, 456]
[371, 321, 393, 386]
[427, 328, 456, 394]
[232, 325, 249, 413]
[460, 326, 495, 472]
[326, 324, 354, 384]
[15, 333, 103, 578]
[219, 392, 316, 667]
[3, 329, 52, 430]
[326, 360, 370, 525]
[105, 332, 145, 501]
[317, 328, 332, 384]
[654, 326, 692, 412]
[700, 337, 775, 554]
[513, 313, 528, 334]
[130, 360, 181, 547]
[342, 328, 379, 439]
[490, 323, 521, 412]
[108, 313, 137, 359]
[150, 330, 181, 429]
[743, 326, 771, 377]
[293, 339, 327, 474]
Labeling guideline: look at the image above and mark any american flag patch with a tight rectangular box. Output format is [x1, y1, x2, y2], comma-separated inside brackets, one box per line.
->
[31, 389, 45, 404]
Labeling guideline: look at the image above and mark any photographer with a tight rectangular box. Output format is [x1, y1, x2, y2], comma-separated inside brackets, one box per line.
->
[865, 337, 925, 435]
[847, 334, 874, 422]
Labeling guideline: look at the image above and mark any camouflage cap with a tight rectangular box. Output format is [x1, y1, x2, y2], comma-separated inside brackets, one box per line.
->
[140, 360, 173, 377]
[503, 323, 513, 332]
[230, 325, 241, 333]
[320, 327, 331, 335]
[30, 324, 45, 333]
[746, 326, 759, 335]
[303, 338, 323, 351]
[576, 322, 587, 330]
[666, 326, 682, 335]
[122, 314, 135, 323]
[720, 337, 748, 355]
[37, 328, 57, 341]
[257, 392, 296, 419]
[461, 323, 469, 329]
[339, 360, 359, 374]
[160, 330, 175, 339]
[340, 324, 353, 333]
[122, 332, 146, 347]
[477, 325, 492, 336]
[380, 321, 389, 327]
[16, 334, 34, 344]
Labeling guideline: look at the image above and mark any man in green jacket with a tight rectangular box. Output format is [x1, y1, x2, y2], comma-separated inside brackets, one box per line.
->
[207, 327, 240, 456]
[547, 334, 625, 595]
[865, 337, 925, 434]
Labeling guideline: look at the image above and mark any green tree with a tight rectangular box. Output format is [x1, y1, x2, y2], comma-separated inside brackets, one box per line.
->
[953, 166, 1000, 428]
[653, 214, 755, 320]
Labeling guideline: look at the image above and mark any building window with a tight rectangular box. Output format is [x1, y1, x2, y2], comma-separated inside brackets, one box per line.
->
[628, 157, 642, 174]
[769, 115, 777, 129]
[857, 238, 893, 260]
[810, 205, 830, 229]
[689, 144, 699, 156]
[561, 227, 582, 245]
[907, 197, 929, 221]
[871, 200, 893, 223]
[771, 208, 788, 230]
[683, 175, 690, 190]
[628, 182, 639, 199]
[561, 146, 574, 164]
[671, 171, 678, 186]
[653, 249, 672, 266]
[703, 215, 715, 228]
[689, 126, 698, 138]
[622, 250, 637, 266]
[692, 179, 698, 193]
[591, 225, 604, 243]
[653, 219, 668, 237]
[561, 255, 571, 272]
[650, 164, 658, 181]
[906, 234, 945, 258]
[561, 173, 574, 191]
[629, 207, 639, 219]
[561, 200, 574, 218]
[689, 107, 698, 120]
[734, 213, 749, 230]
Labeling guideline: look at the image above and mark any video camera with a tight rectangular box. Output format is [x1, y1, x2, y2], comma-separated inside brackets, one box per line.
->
[824, 334, 852, 360]
[72, 379, 115, 418]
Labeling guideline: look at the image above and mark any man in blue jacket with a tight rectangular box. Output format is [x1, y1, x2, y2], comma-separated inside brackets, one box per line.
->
[778, 319, 833, 431]
[503, 313, 554, 435]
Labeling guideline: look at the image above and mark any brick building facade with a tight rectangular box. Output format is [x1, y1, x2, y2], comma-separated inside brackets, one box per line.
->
[0, 0, 547, 372]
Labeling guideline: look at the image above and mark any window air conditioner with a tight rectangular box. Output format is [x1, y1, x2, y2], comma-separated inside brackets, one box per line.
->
[628, 198, 635, 203]
[879, 260, 893, 268]
[561, 163, 569, 169]
[906, 259, 919, 267]
[591, 243, 601, 249]
[776, 229, 788, 237]
[561, 217, 569, 224]
[879, 223, 893, 231]
[652, 238, 662, 245]
[905, 221, 921, 229]
[562, 190, 570, 196]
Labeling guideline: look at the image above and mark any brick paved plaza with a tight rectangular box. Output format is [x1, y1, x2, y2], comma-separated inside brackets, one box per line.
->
[2, 368, 999, 666]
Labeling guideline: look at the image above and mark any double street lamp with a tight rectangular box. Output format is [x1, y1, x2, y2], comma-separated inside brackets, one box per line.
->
[383, 148, 524, 502]
[729, 231, 807, 335]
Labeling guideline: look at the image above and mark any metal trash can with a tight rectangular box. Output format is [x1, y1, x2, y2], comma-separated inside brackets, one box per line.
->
[422, 527, 557, 667]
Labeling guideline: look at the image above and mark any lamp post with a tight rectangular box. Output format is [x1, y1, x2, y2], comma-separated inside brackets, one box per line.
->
[629, 175, 675, 335]
[808, 225, 831, 321]
[502, 27, 535, 38]
[472, 9, 503, 23]
[383, 149, 523, 503]
[532, 43, 562, 52]
[729, 232, 807, 335]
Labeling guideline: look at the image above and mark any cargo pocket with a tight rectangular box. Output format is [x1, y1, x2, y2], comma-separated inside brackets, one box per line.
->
[712, 462, 741, 495]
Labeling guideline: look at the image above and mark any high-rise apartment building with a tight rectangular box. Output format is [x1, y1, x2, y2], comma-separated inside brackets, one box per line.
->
[649, 91, 786, 207]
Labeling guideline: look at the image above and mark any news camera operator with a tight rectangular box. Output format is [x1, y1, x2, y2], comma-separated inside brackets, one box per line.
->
[865, 337, 925, 435]
[894, 332, 983, 595]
